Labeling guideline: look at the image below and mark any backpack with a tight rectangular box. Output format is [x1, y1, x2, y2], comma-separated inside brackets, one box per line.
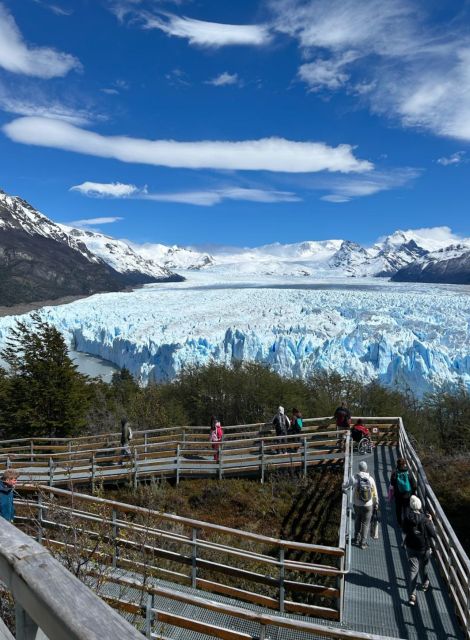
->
[396, 470, 411, 495]
[356, 474, 372, 503]
[216, 423, 223, 440]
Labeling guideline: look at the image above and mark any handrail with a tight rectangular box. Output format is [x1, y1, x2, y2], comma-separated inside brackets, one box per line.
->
[0, 517, 142, 640]
[397, 417, 470, 638]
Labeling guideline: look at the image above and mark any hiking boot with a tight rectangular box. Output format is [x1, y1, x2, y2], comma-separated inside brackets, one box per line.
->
[360, 543, 368, 550]
[422, 580, 430, 592]
[353, 537, 361, 546]
[408, 594, 416, 606]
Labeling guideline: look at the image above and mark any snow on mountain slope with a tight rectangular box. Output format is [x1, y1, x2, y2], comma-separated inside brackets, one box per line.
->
[60, 225, 177, 280]
[392, 243, 470, 284]
[131, 242, 214, 270]
[0, 190, 101, 263]
[0, 275, 468, 395]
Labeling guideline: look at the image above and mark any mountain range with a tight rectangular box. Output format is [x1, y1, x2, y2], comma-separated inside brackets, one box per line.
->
[1, 187, 469, 306]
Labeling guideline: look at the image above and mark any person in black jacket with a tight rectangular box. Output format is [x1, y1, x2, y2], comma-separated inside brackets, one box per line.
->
[403, 495, 436, 607]
[333, 402, 351, 429]
[390, 458, 417, 527]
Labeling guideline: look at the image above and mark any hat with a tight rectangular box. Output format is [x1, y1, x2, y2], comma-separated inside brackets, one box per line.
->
[410, 495, 422, 511]
[278, 406, 284, 414]
[358, 461, 368, 472]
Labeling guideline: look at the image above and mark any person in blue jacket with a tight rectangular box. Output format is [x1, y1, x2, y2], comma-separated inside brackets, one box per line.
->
[0, 469, 19, 522]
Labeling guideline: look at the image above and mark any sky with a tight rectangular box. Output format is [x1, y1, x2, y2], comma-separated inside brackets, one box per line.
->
[0, 0, 470, 247]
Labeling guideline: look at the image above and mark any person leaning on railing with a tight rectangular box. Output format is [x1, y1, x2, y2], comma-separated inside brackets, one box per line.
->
[0, 469, 19, 522]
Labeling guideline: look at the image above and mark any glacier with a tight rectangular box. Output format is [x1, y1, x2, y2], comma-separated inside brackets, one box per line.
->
[0, 272, 469, 395]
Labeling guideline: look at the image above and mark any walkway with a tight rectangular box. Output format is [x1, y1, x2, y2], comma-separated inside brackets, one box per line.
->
[344, 445, 463, 639]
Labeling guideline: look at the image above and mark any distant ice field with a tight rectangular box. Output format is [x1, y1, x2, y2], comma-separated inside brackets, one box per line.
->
[0, 272, 469, 394]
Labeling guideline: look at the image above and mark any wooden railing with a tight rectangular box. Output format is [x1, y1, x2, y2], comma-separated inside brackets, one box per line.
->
[0, 420, 397, 488]
[0, 516, 142, 640]
[398, 418, 470, 639]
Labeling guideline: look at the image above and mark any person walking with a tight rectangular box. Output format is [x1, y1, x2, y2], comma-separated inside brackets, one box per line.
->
[389, 458, 416, 527]
[272, 406, 290, 454]
[0, 469, 19, 522]
[210, 416, 223, 462]
[344, 461, 378, 549]
[289, 408, 303, 451]
[334, 401, 351, 429]
[120, 417, 133, 461]
[403, 495, 436, 607]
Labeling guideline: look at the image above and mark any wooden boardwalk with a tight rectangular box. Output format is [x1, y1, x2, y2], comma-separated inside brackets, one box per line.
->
[2, 417, 469, 640]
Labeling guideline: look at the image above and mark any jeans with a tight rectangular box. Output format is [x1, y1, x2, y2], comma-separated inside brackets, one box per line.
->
[408, 549, 431, 597]
[354, 505, 373, 544]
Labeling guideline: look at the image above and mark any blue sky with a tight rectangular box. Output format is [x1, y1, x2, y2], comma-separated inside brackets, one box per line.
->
[0, 0, 469, 247]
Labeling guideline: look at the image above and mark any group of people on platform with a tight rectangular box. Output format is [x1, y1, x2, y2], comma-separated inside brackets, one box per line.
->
[337, 398, 436, 608]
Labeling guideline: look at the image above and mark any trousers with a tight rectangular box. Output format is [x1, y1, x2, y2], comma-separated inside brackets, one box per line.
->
[354, 505, 373, 543]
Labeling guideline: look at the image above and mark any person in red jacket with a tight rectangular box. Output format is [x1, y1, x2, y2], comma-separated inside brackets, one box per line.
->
[210, 416, 223, 462]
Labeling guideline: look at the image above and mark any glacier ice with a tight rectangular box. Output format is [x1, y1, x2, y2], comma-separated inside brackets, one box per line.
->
[0, 273, 469, 396]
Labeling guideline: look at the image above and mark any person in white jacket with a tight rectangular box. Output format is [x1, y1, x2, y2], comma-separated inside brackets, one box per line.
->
[344, 460, 378, 549]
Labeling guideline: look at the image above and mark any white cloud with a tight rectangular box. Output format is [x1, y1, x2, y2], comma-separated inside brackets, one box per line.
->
[4, 116, 373, 173]
[70, 182, 139, 197]
[69, 181, 301, 207]
[138, 13, 272, 47]
[0, 3, 81, 78]
[298, 52, 356, 91]
[32, 1, 74, 16]
[0, 87, 93, 125]
[271, 0, 470, 142]
[69, 216, 124, 226]
[319, 167, 420, 202]
[437, 151, 466, 166]
[206, 72, 239, 87]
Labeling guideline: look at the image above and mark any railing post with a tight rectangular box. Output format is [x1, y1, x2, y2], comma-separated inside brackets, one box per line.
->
[48, 457, 54, 487]
[112, 508, 119, 568]
[37, 492, 43, 544]
[279, 547, 285, 613]
[30, 440, 34, 463]
[133, 449, 139, 489]
[91, 453, 96, 492]
[261, 439, 265, 484]
[303, 437, 308, 477]
[15, 602, 40, 640]
[176, 444, 181, 485]
[145, 592, 154, 639]
[6, 456, 11, 469]
[218, 443, 223, 480]
[259, 624, 267, 640]
[144, 432, 148, 455]
[466, 571, 470, 638]
[191, 527, 198, 588]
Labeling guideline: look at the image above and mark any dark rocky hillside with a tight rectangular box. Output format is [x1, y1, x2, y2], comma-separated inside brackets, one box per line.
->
[0, 189, 183, 306]
[392, 248, 470, 284]
[0, 229, 128, 306]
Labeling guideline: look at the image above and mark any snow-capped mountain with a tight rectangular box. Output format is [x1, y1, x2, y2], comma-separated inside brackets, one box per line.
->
[60, 226, 182, 283]
[130, 242, 215, 271]
[0, 189, 182, 306]
[393, 243, 470, 284]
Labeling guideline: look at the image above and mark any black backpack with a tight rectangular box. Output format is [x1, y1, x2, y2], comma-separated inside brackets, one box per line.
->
[357, 475, 372, 503]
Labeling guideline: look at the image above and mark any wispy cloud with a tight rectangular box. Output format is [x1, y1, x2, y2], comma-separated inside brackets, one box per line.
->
[69, 216, 124, 226]
[70, 180, 301, 207]
[120, 9, 272, 47]
[0, 3, 81, 77]
[0, 90, 93, 126]
[319, 167, 421, 202]
[32, 0, 74, 16]
[71, 182, 139, 197]
[4, 116, 373, 173]
[205, 72, 240, 87]
[270, 0, 470, 142]
[437, 151, 466, 166]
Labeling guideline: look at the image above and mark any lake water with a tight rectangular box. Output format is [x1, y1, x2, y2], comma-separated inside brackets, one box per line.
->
[70, 350, 119, 381]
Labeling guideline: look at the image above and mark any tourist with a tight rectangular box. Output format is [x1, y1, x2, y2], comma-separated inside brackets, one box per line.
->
[272, 406, 290, 454]
[403, 495, 436, 607]
[334, 401, 351, 429]
[209, 416, 223, 462]
[289, 408, 303, 451]
[344, 461, 378, 549]
[389, 458, 416, 527]
[0, 469, 19, 522]
[350, 419, 371, 443]
[120, 417, 133, 460]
